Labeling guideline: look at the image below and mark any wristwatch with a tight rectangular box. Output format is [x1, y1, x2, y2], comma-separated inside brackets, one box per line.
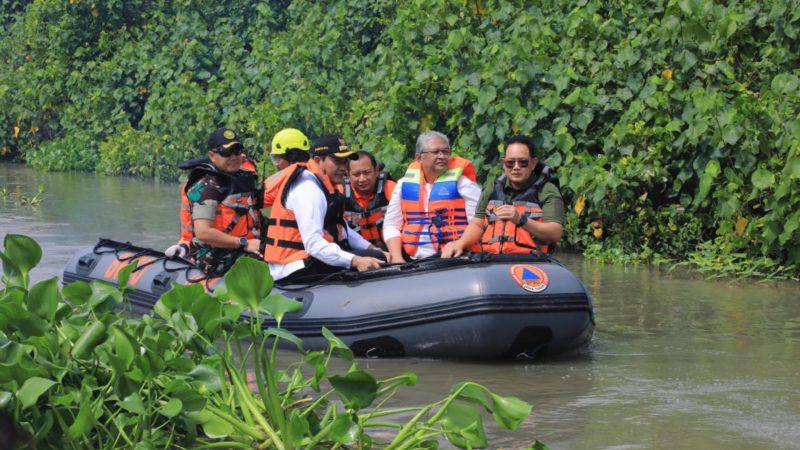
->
[516, 214, 528, 226]
[238, 237, 248, 250]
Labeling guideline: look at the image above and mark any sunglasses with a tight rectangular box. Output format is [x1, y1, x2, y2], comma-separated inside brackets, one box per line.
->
[503, 158, 530, 169]
[213, 146, 244, 157]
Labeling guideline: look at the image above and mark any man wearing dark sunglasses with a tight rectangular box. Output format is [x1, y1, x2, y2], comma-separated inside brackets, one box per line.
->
[441, 135, 564, 257]
[180, 127, 264, 275]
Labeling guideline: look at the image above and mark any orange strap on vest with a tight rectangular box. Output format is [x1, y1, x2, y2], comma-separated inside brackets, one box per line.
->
[263, 160, 344, 265]
[179, 156, 259, 245]
[343, 174, 394, 247]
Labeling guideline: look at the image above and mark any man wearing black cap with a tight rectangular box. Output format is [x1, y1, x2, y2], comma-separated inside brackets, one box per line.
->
[263, 134, 385, 282]
[183, 127, 263, 276]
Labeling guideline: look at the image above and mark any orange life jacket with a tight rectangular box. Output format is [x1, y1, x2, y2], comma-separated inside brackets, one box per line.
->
[263, 159, 347, 265]
[179, 156, 258, 246]
[480, 165, 556, 254]
[343, 173, 395, 247]
[399, 156, 477, 257]
[183, 162, 262, 250]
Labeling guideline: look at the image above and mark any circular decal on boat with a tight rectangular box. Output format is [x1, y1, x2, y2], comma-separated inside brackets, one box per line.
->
[509, 264, 549, 293]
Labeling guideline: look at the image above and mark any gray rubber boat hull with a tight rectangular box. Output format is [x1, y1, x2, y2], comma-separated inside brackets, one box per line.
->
[63, 239, 595, 359]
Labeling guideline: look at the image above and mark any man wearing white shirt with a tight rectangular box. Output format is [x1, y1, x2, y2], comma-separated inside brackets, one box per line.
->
[383, 131, 482, 263]
[263, 134, 384, 282]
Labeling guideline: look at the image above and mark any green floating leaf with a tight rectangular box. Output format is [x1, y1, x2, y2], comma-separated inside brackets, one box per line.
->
[119, 393, 146, 415]
[158, 282, 204, 316]
[3, 234, 42, 275]
[110, 325, 136, 370]
[264, 327, 305, 352]
[68, 382, 96, 439]
[18, 376, 57, 409]
[117, 260, 137, 289]
[159, 397, 183, 418]
[28, 277, 61, 320]
[287, 409, 311, 443]
[63, 280, 92, 305]
[225, 257, 273, 310]
[330, 413, 360, 444]
[0, 251, 22, 288]
[525, 440, 551, 450]
[71, 321, 107, 359]
[188, 364, 222, 393]
[202, 413, 234, 438]
[260, 293, 303, 325]
[305, 351, 326, 392]
[453, 382, 491, 411]
[329, 370, 377, 411]
[322, 327, 353, 361]
[489, 392, 532, 430]
[190, 291, 223, 335]
[439, 402, 487, 449]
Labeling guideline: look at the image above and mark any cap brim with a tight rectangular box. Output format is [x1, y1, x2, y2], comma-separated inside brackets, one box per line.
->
[221, 141, 242, 149]
[332, 150, 357, 159]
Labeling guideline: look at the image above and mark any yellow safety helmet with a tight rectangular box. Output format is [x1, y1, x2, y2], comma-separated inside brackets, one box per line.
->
[271, 128, 310, 156]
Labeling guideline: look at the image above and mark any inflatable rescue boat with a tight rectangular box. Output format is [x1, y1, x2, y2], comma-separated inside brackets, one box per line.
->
[63, 238, 594, 359]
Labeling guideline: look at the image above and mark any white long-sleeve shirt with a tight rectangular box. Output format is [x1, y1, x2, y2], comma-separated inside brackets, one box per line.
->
[382, 175, 481, 259]
[269, 171, 371, 280]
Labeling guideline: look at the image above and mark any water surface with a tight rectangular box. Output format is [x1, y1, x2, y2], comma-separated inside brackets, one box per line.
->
[2, 163, 799, 449]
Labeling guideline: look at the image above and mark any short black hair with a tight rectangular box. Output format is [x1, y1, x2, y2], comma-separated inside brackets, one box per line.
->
[283, 148, 310, 163]
[504, 135, 536, 159]
[350, 150, 378, 168]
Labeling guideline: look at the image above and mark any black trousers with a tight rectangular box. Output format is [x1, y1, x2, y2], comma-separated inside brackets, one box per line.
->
[278, 248, 387, 284]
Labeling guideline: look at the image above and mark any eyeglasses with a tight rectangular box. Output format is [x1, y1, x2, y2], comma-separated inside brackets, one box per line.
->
[503, 158, 530, 169]
[213, 146, 244, 157]
[421, 148, 451, 157]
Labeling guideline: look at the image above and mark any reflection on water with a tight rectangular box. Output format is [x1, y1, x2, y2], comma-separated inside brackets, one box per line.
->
[2, 163, 800, 449]
[1, 162, 177, 281]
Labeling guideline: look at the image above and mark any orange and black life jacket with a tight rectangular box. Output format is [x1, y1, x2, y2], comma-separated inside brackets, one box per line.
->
[480, 165, 556, 255]
[399, 156, 477, 257]
[183, 162, 262, 250]
[178, 155, 259, 246]
[342, 172, 394, 247]
[263, 159, 348, 265]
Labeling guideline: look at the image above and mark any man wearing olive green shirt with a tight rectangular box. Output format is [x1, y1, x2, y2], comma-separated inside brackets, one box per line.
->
[441, 135, 564, 257]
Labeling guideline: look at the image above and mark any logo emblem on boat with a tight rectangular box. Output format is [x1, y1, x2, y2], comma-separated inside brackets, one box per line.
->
[509, 264, 549, 293]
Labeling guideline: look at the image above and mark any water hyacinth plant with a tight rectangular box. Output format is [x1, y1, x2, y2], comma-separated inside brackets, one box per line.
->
[0, 234, 545, 449]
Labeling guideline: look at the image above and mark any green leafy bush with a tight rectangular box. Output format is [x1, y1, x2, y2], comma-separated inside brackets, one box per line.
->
[1, 0, 799, 276]
[0, 234, 542, 449]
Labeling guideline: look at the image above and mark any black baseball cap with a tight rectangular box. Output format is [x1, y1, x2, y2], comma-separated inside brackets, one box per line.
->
[208, 127, 243, 151]
[312, 134, 357, 159]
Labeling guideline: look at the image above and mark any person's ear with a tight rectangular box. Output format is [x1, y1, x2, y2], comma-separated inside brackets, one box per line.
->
[314, 155, 322, 163]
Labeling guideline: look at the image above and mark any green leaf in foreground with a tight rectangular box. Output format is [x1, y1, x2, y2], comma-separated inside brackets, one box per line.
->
[440, 402, 487, 449]
[489, 392, 532, 430]
[225, 256, 273, 310]
[260, 293, 303, 325]
[3, 234, 42, 276]
[330, 413, 360, 444]
[322, 326, 353, 361]
[27, 277, 60, 320]
[329, 370, 377, 411]
[18, 377, 56, 409]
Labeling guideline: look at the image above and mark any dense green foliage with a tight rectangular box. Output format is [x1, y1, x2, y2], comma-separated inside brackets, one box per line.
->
[1, 234, 541, 449]
[1, 0, 799, 276]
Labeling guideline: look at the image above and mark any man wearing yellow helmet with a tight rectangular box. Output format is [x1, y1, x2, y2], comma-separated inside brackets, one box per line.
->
[263, 130, 384, 282]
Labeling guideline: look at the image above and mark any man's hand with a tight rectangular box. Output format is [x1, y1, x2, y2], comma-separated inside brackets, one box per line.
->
[351, 256, 382, 272]
[493, 205, 520, 223]
[441, 240, 465, 258]
[244, 238, 263, 258]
